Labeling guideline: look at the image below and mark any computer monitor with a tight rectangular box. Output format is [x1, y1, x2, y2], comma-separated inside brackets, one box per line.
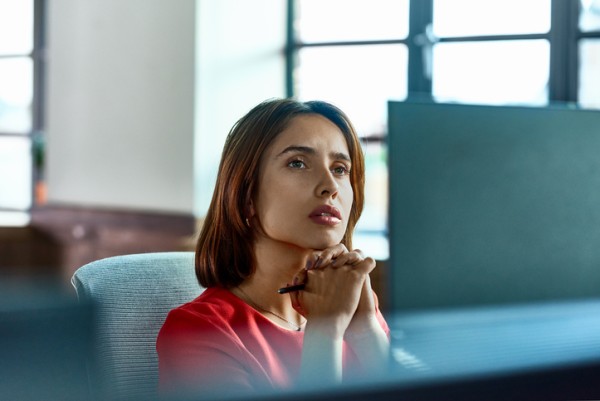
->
[383, 101, 600, 400]
[387, 100, 600, 312]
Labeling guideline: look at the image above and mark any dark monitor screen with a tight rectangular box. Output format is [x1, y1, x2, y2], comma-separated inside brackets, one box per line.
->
[0, 281, 95, 401]
[383, 100, 600, 400]
[387, 100, 600, 312]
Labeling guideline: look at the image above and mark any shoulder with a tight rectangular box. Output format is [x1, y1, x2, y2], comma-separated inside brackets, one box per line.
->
[157, 287, 256, 364]
[170, 287, 239, 319]
[157, 288, 263, 393]
[159, 287, 242, 335]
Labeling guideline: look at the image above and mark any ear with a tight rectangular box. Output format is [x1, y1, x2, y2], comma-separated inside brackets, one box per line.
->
[248, 199, 255, 217]
[246, 195, 255, 218]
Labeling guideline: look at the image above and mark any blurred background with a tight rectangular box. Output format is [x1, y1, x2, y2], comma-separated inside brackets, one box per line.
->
[1, 0, 600, 301]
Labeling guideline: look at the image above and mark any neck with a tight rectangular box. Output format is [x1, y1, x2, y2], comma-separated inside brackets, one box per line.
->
[234, 236, 310, 329]
[254, 235, 310, 285]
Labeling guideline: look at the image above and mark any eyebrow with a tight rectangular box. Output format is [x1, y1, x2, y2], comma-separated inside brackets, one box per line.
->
[278, 145, 351, 162]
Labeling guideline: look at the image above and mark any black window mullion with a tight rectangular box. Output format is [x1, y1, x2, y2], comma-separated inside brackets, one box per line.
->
[32, 0, 46, 132]
[285, 0, 295, 98]
[407, 0, 433, 99]
[549, 0, 580, 103]
[30, 0, 46, 205]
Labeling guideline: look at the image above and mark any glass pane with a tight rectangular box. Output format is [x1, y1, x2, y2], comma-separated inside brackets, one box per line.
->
[0, 57, 33, 133]
[0, 0, 33, 54]
[350, 140, 389, 259]
[579, 39, 600, 109]
[433, 0, 551, 37]
[432, 40, 550, 106]
[580, 0, 600, 31]
[296, 44, 408, 136]
[297, 0, 409, 43]
[0, 136, 32, 210]
[355, 140, 388, 233]
[0, 211, 30, 227]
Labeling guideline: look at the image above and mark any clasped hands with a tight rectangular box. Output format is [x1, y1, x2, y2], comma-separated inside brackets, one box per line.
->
[288, 244, 379, 339]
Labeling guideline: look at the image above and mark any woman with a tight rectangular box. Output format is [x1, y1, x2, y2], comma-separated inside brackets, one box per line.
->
[157, 98, 389, 396]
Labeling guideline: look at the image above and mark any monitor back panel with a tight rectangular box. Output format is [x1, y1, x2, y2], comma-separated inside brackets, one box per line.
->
[388, 101, 600, 311]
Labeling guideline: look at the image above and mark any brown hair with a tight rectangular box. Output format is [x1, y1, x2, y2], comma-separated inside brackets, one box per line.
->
[195, 98, 365, 288]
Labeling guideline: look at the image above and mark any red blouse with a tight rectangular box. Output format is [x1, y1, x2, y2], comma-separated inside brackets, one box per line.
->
[156, 287, 389, 395]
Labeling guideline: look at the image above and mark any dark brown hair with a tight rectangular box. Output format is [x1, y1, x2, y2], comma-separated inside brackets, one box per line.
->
[195, 98, 365, 288]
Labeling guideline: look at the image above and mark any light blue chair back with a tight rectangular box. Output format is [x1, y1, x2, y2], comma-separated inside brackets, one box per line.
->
[71, 252, 203, 400]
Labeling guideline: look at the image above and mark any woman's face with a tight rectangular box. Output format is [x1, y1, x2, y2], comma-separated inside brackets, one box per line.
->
[253, 114, 354, 251]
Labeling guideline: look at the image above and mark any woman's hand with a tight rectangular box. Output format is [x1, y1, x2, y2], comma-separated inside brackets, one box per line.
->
[310, 246, 390, 380]
[289, 244, 376, 338]
[292, 245, 389, 386]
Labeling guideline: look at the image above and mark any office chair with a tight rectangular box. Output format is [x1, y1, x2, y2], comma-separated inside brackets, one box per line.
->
[71, 252, 203, 400]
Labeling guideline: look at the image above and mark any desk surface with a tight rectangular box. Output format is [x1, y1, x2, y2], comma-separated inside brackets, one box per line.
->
[389, 298, 600, 380]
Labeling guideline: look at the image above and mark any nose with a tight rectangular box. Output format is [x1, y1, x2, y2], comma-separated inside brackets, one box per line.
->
[315, 168, 339, 199]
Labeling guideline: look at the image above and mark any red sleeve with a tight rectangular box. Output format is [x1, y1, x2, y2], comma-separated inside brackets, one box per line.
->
[156, 308, 258, 397]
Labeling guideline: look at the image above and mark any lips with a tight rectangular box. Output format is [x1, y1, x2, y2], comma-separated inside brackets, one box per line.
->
[309, 205, 342, 226]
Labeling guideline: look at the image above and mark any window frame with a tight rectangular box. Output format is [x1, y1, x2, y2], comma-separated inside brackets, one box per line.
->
[0, 0, 45, 218]
[287, 0, 599, 110]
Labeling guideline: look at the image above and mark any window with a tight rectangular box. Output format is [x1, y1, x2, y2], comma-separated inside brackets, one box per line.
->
[0, 0, 44, 226]
[288, 0, 600, 259]
[291, 0, 410, 138]
[579, 0, 600, 108]
[431, 0, 551, 105]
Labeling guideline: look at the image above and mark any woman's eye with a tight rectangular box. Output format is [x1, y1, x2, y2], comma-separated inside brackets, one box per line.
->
[332, 165, 350, 175]
[288, 160, 306, 169]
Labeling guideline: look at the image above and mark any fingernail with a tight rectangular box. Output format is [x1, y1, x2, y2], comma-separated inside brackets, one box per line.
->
[305, 259, 313, 270]
[314, 256, 322, 269]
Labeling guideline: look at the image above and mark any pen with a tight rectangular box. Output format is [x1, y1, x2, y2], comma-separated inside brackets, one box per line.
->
[277, 283, 306, 294]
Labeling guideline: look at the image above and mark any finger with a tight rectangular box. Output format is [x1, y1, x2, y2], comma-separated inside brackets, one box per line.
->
[290, 269, 308, 315]
[314, 243, 349, 269]
[351, 256, 377, 274]
[331, 250, 364, 268]
[305, 250, 326, 270]
[290, 291, 306, 316]
[293, 268, 308, 286]
[353, 249, 365, 259]
[353, 276, 376, 317]
[362, 274, 374, 301]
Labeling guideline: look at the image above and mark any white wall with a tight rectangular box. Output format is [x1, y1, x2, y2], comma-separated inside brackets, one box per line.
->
[45, 0, 286, 216]
[194, 0, 287, 216]
[46, 0, 196, 214]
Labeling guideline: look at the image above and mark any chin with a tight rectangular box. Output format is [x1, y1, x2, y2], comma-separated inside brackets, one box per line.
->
[305, 235, 344, 251]
[268, 227, 346, 251]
